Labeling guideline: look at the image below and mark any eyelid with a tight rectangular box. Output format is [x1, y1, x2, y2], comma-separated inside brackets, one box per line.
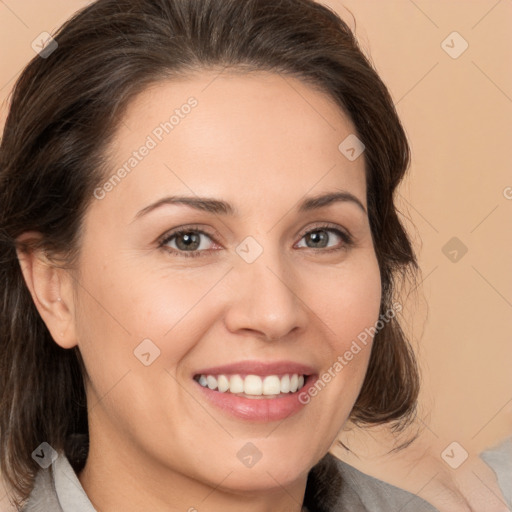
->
[157, 224, 221, 246]
[295, 221, 353, 243]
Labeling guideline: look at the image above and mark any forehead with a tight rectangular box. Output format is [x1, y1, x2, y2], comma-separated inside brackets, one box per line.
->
[94, 70, 366, 221]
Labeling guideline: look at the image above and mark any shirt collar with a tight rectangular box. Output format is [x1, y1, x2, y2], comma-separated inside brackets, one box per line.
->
[53, 452, 96, 512]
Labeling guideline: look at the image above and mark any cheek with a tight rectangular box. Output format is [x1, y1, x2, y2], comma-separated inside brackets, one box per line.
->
[72, 254, 225, 385]
[312, 254, 382, 351]
[302, 253, 382, 408]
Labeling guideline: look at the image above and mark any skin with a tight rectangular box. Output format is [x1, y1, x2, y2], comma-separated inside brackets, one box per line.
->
[19, 70, 383, 511]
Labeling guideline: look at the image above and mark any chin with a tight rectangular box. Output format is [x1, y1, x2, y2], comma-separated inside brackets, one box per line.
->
[215, 461, 311, 494]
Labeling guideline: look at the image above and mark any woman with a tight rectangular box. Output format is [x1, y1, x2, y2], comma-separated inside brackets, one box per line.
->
[0, 0, 509, 511]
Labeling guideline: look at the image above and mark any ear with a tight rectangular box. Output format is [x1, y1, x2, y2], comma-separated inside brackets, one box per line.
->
[16, 233, 78, 349]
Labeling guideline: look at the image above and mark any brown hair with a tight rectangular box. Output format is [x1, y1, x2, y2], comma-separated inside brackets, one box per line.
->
[0, 0, 420, 507]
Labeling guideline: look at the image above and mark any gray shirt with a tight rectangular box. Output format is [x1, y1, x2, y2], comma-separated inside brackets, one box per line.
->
[22, 437, 512, 511]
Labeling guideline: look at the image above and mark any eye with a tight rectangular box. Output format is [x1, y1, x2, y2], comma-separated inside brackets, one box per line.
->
[295, 224, 353, 252]
[159, 226, 219, 258]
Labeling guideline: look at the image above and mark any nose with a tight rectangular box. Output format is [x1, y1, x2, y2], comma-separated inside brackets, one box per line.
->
[223, 245, 308, 342]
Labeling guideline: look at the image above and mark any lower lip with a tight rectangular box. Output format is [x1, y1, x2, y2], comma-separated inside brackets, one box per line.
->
[195, 379, 313, 422]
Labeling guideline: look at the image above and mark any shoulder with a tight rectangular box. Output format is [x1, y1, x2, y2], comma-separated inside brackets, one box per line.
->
[305, 452, 439, 512]
[479, 436, 512, 508]
[330, 455, 439, 512]
[311, 437, 512, 512]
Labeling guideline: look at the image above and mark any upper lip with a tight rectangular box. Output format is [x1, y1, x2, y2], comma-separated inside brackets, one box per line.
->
[193, 360, 317, 377]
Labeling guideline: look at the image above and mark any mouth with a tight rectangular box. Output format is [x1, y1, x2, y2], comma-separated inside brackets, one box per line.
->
[194, 373, 307, 398]
[192, 361, 316, 422]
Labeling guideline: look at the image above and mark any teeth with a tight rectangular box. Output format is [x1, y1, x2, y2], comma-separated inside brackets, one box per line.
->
[280, 374, 290, 393]
[229, 375, 244, 394]
[290, 374, 298, 393]
[217, 375, 229, 393]
[262, 376, 281, 395]
[206, 375, 217, 390]
[244, 375, 263, 395]
[196, 373, 307, 396]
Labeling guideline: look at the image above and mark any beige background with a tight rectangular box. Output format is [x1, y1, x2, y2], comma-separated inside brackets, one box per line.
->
[1, 0, 511, 507]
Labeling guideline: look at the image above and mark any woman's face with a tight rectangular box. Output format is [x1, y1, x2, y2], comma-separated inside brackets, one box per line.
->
[71, 71, 381, 503]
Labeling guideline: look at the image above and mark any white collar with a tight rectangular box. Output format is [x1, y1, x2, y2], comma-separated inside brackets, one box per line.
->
[53, 452, 96, 512]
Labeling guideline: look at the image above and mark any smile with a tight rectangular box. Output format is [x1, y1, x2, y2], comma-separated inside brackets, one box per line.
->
[195, 373, 306, 397]
[192, 361, 317, 421]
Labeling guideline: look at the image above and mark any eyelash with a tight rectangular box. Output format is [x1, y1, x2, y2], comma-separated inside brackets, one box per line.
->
[158, 223, 354, 259]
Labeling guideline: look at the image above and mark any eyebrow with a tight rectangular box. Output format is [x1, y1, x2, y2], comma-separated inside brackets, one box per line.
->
[134, 190, 367, 220]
